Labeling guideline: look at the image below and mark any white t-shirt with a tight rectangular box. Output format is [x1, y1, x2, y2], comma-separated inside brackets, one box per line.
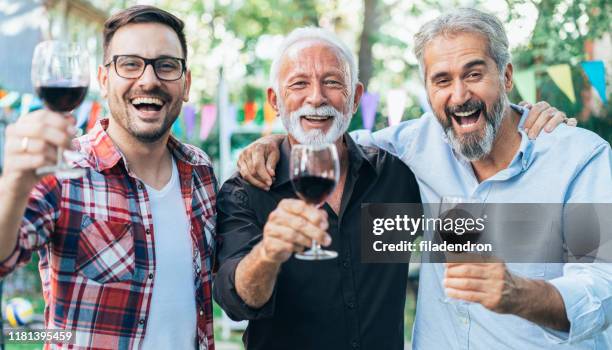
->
[141, 158, 196, 349]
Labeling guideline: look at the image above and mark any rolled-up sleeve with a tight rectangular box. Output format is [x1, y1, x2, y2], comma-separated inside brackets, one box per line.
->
[543, 264, 612, 343]
[0, 176, 59, 278]
[213, 177, 277, 321]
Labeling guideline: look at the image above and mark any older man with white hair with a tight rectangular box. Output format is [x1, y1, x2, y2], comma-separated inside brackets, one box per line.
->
[213, 28, 422, 350]
[237, 8, 611, 349]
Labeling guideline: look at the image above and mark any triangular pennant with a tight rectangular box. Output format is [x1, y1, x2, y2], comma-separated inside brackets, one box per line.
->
[580, 60, 607, 104]
[513, 69, 536, 104]
[361, 92, 379, 130]
[200, 104, 217, 140]
[171, 117, 185, 139]
[263, 101, 276, 124]
[546, 64, 576, 103]
[86, 102, 101, 131]
[386, 89, 407, 126]
[244, 101, 257, 123]
[182, 104, 196, 139]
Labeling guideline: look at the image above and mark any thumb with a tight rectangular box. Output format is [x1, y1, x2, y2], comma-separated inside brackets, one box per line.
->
[266, 148, 280, 176]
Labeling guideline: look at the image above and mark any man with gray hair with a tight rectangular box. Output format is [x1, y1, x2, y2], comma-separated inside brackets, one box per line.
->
[237, 8, 611, 349]
[213, 27, 422, 350]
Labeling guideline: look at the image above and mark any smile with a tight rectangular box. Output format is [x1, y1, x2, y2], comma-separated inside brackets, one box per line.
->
[130, 96, 165, 112]
[451, 108, 481, 128]
[302, 115, 332, 122]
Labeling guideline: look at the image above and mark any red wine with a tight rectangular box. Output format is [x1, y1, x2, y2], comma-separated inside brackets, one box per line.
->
[36, 85, 88, 112]
[292, 175, 336, 206]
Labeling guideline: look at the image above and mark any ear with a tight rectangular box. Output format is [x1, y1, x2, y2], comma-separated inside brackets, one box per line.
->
[267, 87, 279, 115]
[97, 64, 108, 99]
[183, 69, 192, 102]
[503, 63, 513, 93]
[352, 82, 365, 114]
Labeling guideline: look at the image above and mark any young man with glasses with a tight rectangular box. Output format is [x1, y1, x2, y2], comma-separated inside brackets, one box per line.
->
[0, 6, 217, 350]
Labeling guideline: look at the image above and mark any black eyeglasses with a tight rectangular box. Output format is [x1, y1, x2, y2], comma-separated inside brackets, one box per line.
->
[104, 55, 186, 81]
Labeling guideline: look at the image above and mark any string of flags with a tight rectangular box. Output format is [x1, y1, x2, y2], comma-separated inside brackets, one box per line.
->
[0, 59, 607, 140]
[513, 60, 608, 104]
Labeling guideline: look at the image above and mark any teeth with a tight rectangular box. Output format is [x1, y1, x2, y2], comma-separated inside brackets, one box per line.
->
[454, 109, 478, 117]
[132, 97, 164, 106]
[303, 115, 330, 120]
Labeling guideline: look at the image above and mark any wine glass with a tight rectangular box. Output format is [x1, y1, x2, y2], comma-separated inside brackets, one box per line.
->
[31, 40, 89, 179]
[290, 143, 340, 260]
[438, 195, 482, 303]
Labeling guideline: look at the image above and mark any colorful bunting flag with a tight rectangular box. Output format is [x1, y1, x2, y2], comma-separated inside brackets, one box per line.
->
[360, 92, 379, 130]
[183, 104, 196, 139]
[386, 89, 407, 126]
[546, 64, 576, 103]
[200, 104, 217, 140]
[580, 60, 607, 104]
[244, 101, 257, 123]
[263, 101, 276, 124]
[86, 102, 102, 131]
[171, 117, 185, 139]
[513, 69, 536, 104]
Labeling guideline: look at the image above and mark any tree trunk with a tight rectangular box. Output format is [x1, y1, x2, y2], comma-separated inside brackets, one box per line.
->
[358, 0, 377, 91]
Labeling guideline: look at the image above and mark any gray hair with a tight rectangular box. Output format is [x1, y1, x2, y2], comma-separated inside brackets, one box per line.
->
[270, 27, 358, 94]
[413, 8, 511, 82]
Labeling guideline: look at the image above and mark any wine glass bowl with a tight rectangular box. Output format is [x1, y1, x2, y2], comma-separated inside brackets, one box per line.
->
[31, 40, 89, 179]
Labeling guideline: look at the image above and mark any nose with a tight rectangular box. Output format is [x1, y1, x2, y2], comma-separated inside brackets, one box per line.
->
[137, 63, 162, 89]
[304, 82, 328, 107]
[449, 79, 471, 106]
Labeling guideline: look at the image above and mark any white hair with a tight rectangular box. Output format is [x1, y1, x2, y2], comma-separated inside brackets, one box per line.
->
[270, 27, 358, 95]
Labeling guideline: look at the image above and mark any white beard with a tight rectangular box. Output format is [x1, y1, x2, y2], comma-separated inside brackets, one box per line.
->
[278, 99, 352, 145]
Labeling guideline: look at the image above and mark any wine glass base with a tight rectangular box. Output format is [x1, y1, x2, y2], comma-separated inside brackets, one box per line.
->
[295, 249, 338, 261]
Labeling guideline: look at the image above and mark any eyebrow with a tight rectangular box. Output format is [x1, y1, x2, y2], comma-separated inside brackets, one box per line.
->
[429, 59, 488, 82]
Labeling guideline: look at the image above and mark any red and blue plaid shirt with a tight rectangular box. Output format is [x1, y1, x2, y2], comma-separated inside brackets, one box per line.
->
[0, 119, 217, 350]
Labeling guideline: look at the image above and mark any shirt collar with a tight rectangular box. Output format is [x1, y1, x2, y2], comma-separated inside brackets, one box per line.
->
[272, 133, 376, 189]
[74, 118, 210, 172]
[509, 103, 535, 171]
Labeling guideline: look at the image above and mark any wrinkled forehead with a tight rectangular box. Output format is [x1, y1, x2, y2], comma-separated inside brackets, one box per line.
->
[279, 39, 350, 80]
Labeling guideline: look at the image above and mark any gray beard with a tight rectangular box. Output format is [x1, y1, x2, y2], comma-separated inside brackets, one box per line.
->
[443, 93, 508, 161]
[278, 99, 352, 146]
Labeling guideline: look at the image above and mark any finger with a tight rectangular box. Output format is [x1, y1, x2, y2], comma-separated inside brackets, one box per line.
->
[264, 236, 296, 257]
[265, 146, 280, 177]
[518, 101, 532, 109]
[544, 111, 566, 132]
[10, 121, 72, 148]
[272, 210, 330, 245]
[251, 146, 273, 188]
[523, 101, 550, 131]
[528, 107, 556, 139]
[240, 153, 270, 190]
[565, 117, 577, 127]
[5, 154, 54, 172]
[279, 199, 328, 229]
[266, 222, 312, 248]
[444, 287, 487, 304]
[444, 277, 486, 291]
[445, 264, 489, 279]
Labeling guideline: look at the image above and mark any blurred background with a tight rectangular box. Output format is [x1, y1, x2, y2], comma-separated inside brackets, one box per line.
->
[0, 0, 610, 349]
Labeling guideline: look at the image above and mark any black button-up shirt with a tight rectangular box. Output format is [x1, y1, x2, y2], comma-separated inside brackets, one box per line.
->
[214, 134, 421, 350]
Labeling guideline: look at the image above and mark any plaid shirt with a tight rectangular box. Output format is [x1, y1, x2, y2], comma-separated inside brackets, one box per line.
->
[0, 119, 217, 350]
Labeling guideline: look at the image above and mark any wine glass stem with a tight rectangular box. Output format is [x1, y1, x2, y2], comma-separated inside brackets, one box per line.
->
[311, 240, 322, 253]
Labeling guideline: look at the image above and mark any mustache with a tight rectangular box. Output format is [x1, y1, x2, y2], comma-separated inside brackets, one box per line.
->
[291, 104, 344, 119]
[445, 99, 484, 116]
[127, 88, 171, 102]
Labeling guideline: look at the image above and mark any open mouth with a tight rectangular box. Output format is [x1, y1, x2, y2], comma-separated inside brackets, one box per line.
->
[301, 115, 333, 122]
[451, 107, 482, 128]
[131, 97, 165, 112]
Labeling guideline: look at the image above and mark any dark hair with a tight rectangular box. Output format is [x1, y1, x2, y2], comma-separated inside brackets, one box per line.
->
[103, 5, 187, 62]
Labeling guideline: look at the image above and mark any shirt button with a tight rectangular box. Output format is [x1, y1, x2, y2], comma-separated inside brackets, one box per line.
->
[351, 340, 359, 349]
[145, 229, 151, 235]
[148, 273, 154, 279]
[199, 309, 204, 316]
[139, 319, 145, 325]
[461, 317, 468, 325]
[342, 260, 350, 268]
[347, 300, 355, 309]
[137, 184, 143, 190]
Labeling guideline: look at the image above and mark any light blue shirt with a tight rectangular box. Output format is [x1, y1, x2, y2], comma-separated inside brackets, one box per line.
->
[351, 104, 612, 349]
